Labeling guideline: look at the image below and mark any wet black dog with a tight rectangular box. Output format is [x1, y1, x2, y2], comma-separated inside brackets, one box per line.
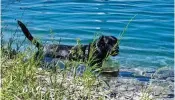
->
[17, 20, 119, 67]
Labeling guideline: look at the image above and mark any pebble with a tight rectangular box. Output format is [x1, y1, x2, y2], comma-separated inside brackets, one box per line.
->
[76, 64, 86, 76]
[119, 71, 134, 77]
[107, 67, 174, 100]
[167, 94, 174, 98]
[153, 68, 174, 79]
[166, 77, 174, 82]
[41, 59, 174, 100]
[56, 60, 65, 69]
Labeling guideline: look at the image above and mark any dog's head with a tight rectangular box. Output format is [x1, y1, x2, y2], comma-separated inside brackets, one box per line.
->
[96, 35, 119, 56]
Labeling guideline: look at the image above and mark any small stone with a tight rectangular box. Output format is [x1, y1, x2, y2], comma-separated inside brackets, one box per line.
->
[151, 86, 165, 96]
[135, 75, 151, 82]
[56, 60, 65, 69]
[144, 73, 153, 78]
[101, 70, 119, 77]
[167, 94, 174, 98]
[119, 71, 134, 77]
[76, 64, 86, 76]
[44, 57, 53, 62]
[126, 85, 135, 91]
[154, 68, 174, 80]
[168, 85, 174, 92]
[166, 77, 174, 82]
[110, 92, 117, 98]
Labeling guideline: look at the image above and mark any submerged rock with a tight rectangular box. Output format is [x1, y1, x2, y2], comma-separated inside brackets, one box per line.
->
[166, 77, 174, 82]
[153, 67, 174, 80]
[119, 71, 134, 77]
[134, 75, 151, 82]
[101, 67, 119, 77]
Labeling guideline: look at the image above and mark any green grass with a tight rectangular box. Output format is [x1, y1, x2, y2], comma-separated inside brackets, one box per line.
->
[1, 15, 147, 100]
[0, 36, 116, 100]
[1, 36, 155, 100]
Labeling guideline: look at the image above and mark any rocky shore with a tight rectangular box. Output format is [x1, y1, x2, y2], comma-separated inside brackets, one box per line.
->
[40, 60, 174, 100]
[102, 67, 174, 100]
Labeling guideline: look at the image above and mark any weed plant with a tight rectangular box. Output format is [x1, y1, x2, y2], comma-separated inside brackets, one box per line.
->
[1, 15, 149, 100]
[1, 32, 115, 99]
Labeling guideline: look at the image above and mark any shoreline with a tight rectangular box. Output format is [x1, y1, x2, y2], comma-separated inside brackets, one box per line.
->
[1, 47, 174, 99]
[42, 58, 175, 99]
[101, 67, 174, 100]
[38, 62, 174, 100]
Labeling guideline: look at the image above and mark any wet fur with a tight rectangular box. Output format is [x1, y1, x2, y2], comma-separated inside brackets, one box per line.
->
[17, 20, 119, 67]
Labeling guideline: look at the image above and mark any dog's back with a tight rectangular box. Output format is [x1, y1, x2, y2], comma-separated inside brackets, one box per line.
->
[18, 20, 119, 68]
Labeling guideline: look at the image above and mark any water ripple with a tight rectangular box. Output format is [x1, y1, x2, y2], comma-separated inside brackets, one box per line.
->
[1, 0, 174, 68]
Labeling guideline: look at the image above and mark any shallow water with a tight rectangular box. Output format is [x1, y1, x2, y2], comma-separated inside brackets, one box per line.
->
[1, 0, 174, 69]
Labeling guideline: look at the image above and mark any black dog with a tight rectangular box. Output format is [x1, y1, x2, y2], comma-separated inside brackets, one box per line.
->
[17, 20, 119, 67]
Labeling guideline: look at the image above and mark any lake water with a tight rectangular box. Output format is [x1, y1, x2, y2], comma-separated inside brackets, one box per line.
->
[1, 0, 174, 69]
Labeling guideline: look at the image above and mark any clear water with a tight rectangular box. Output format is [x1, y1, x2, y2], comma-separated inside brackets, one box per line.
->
[2, 0, 174, 69]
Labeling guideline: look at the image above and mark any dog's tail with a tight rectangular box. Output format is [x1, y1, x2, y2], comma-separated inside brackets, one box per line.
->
[17, 20, 43, 49]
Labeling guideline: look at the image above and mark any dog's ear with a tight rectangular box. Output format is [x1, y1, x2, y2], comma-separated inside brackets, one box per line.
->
[96, 35, 108, 51]
[99, 36, 116, 45]
[109, 36, 117, 41]
[98, 35, 106, 45]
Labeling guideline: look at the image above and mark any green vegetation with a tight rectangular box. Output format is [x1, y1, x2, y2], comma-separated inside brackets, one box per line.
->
[0, 34, 118, 99]
[1, 15, 144, 100]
